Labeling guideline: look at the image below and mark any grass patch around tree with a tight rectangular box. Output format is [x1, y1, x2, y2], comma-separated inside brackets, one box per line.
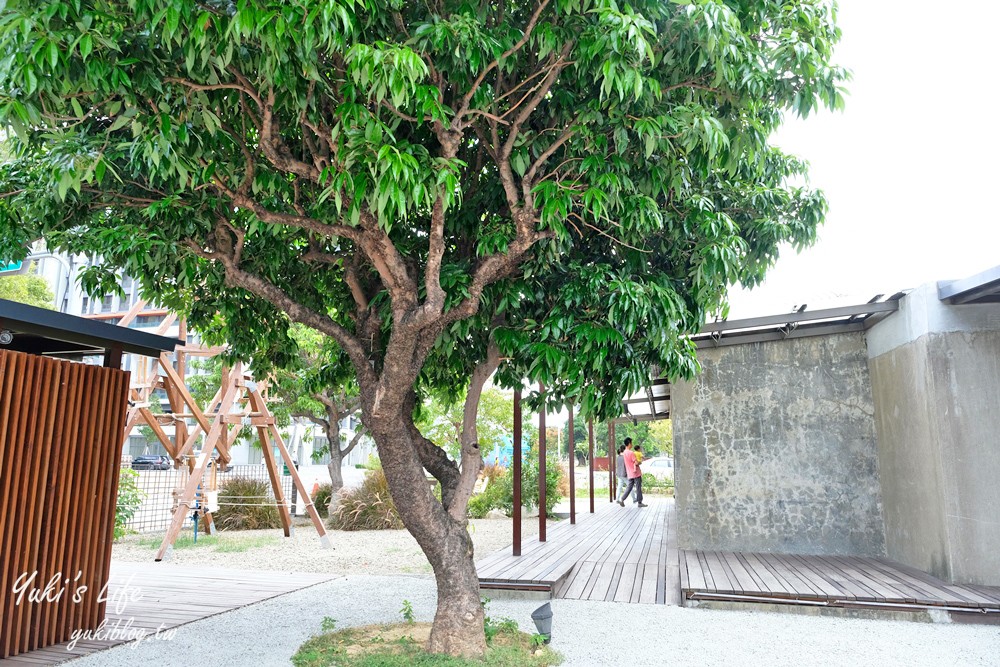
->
[137, 533, 218, 550]
[292, 621, 560, 667]
[133, 532, 279, 552]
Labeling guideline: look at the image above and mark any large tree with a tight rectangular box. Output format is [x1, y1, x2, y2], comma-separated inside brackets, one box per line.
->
[0, 0, 845, 655]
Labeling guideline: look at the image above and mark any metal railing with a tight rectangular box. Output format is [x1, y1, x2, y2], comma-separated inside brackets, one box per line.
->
[120, 457, 295, 533]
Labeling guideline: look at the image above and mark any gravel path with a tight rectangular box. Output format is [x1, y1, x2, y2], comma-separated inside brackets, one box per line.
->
[67, 573, 1000, 667]
[112, 515, 545, 575]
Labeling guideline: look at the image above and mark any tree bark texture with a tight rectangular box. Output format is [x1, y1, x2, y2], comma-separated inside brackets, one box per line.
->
[363, 392, 486, 657]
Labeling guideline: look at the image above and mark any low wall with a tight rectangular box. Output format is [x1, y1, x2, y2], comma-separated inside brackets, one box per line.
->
[867, 284, 1000, 585]
[674, 332, 886, 557]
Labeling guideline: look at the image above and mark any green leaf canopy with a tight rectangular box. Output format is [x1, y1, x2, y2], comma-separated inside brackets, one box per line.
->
[0, 0, 845, 415]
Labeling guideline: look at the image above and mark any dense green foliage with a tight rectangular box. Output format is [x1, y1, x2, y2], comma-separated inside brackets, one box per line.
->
[467, 449, 561, 518]
[0, 270, 55, 308]
[641, 472, 674, 493]
[0, 0, 845, 421]
[266, 324, 361, 440]
[560, 416, 673, 460]
[114, 468, 144, 540]
[0, 1, 845, 650]
[417, 387, 536, 461]
[311, 482, 334, 518]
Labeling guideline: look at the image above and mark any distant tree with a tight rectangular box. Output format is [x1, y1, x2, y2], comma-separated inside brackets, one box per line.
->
[647, 419, 673, 457]
[417, 387, 540, 463]
[0, 270, 54, 309]
[267, 325, 365, 495]
[562, 417, 660, 460]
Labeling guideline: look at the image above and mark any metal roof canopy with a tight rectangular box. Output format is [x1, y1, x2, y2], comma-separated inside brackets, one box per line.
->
[0, 298, 182, 359]
[618, 294, 908, 421]
[937, 265, 1000, 305]
[691, 295, 905, 350]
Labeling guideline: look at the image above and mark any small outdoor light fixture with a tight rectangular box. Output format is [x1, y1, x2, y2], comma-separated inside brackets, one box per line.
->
[0, 329, 13, 345]
[530, 602, 553, 643]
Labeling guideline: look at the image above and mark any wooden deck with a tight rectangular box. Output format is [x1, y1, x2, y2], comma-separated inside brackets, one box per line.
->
[0, 562, 334, 665]
[477, 497, 681, 605]
[680, 550, 1000, 613]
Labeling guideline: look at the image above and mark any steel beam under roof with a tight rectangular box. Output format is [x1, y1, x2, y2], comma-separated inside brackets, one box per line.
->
[699, 300, 899, 333]
[937, 265, 1000, 305]
[691, 295, 903, 350]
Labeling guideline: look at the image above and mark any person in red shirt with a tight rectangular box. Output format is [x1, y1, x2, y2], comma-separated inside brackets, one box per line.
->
[616, 438, 647, 507]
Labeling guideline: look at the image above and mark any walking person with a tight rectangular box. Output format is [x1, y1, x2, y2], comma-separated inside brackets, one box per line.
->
[631, 444, 646, 505]
[615, 444, 628, 500]
[617, 438, 647, 507]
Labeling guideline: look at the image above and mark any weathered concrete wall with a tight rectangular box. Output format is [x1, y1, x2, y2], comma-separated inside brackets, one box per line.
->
[674, 332, 886, 556]
[868, 285, 1000, 586]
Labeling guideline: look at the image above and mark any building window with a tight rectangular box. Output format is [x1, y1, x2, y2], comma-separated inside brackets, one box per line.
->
[101, 294, 114, 311]
[134, 314, 165, 328]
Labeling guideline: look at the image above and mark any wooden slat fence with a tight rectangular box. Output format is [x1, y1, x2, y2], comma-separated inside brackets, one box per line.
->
[0, 349, 130, 659]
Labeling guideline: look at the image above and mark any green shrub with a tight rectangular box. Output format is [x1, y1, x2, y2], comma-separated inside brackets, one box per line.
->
[468, 479, 506, 518]
[214, 477, 282, 530]
[467, 464, 506, 519]
[496, 449, 562, 516]
[482, 597, 520, 645]
[640, 473, 674, 493]
[311, 483, 334, 518]
[115, 468, 145, 540]
[328, 469, 403, 530]
[469, 450, 563, 518]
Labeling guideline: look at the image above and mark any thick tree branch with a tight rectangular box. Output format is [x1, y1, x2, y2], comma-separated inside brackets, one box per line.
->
[291, 410, 329, 431]
[183, 233, 376, 389]
[500, 41, 574, 161]
[402, 391, 461, 507]
[522, 121, 577, 206]
[344, 254, 370, 312]
[341, 426, 366, 458]
[260, 88, 321, 181]
[356, 211, 420, 314]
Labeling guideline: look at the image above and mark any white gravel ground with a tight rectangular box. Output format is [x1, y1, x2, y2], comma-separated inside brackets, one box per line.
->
[67, 574, 999, 667]
[112, 515, 545, 575]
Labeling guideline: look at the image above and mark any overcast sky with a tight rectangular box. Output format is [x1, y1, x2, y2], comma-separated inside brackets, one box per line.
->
[726, 0, 1000, 318]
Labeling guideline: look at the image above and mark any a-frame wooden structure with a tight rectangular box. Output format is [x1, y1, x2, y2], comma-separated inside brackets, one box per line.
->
[105, 301, 329, 561]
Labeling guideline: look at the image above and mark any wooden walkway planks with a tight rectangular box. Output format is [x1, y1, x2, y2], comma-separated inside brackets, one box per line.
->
[0, 562, 334, 666]
[680, 549, 1000, 613]
[477, 497, 681, 605]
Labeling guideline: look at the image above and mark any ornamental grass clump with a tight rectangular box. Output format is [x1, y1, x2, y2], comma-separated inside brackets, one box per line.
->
[311, 483, 334, 518]
[328, 469, 403, 531]
[214, 477, 282, 531]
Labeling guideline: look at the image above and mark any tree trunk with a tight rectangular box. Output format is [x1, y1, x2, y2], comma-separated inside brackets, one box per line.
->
[325, 422, 344, 512]
[367, 410, 486, 657]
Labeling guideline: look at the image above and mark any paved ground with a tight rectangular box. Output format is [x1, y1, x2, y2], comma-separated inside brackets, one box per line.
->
[66, 573, 1000, 667]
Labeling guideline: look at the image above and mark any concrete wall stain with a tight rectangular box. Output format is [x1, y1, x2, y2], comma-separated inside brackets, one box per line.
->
[674, 332, 886, 557]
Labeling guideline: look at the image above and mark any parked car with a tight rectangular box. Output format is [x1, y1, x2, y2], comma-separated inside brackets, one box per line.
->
[131, 455, 171, 471]
[642, 456, 674, 480]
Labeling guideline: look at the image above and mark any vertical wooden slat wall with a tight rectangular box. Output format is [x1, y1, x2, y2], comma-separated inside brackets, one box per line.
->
[0, 349, 130, 659]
